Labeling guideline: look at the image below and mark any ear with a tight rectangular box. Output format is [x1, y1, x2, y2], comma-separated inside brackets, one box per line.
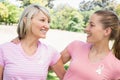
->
[104, 27, 112, 36]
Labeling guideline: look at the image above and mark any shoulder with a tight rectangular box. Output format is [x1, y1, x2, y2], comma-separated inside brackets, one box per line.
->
[38, 41, 58, 53]
[67, 40, 90, 49]
[113, 56, 120, 78]
[38, 41, 60, 62]
[0, 42, 16, 49]
[68, 40, 85, 46]
[108, 52, 120, 74]
[0, 42, 19, 55]
[39, 41, 56, 50]
[0, 42, 17, 57]
[66, 40, 91, 55]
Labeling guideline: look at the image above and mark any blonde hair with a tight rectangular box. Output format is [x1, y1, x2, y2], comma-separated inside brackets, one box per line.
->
[17, 4, 50, 39]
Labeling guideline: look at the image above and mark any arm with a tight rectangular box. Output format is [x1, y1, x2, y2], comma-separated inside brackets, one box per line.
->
[0, 65, 3, 80]
[50, 57, 66, 80]
[61, 48, 71, 64]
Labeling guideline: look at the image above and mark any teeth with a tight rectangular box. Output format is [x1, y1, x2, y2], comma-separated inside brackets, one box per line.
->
[87, 33, 90, 36]
[40, 29, 45, 31]
[40, 29, 47, 33]
[40, 30, 46, 32]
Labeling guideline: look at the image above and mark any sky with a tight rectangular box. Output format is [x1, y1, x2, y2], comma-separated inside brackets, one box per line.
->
[8, 0, 22, 6]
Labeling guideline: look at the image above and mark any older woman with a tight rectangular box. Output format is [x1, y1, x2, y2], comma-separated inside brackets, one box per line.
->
[0, 4, 65, 80]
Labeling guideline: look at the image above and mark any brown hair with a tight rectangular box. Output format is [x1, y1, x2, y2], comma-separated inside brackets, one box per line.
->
[94, 10, 120, 60]
[112, 24, 120, 60]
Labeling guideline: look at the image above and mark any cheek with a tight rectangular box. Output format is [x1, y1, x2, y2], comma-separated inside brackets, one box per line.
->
[32, 20, 42, 27]
[94, 32, 105, 41]
[34, 22, 42, 27]
[30, 24, 40, 33]
[93, 28, 104, 35]
[33, 23, 43, 31]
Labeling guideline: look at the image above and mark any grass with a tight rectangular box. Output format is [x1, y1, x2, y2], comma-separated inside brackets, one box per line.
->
[47, 71, 59, 80]
[47, 63, 69, 80]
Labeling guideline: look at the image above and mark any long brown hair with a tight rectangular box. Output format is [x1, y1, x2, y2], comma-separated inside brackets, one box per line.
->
[112, 23, 120, 60]
[94, 10, 120, 60]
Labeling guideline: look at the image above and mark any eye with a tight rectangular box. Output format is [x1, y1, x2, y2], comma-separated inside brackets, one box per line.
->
[88, 21, 95, 27]
[89, 22, 95, 27]
[39, 19, 45, 22]
[90, 24, 94, 27]
[48, 20, 50, 23]
[39, 18, 50, 23]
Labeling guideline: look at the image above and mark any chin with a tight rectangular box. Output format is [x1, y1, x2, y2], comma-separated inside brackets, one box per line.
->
[41, 36, 46, 39]
[86, 40, 92, 43]
[42, 37, 46, 39]
[38, 36, 46, 39]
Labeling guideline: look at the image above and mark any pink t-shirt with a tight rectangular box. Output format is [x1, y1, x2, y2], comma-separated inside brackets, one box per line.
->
[0, 41, 60, 80]
[63, 40, 120, 80]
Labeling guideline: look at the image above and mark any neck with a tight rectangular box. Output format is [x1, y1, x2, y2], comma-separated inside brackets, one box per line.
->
[21, 36, 39, 48]
[20, 37, 39, 56]
[90, 41, 110, 55]
[88, 41, 111, 63]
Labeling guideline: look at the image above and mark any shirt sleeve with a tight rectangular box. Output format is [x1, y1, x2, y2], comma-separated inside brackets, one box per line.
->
[50, 47, 61, 66]
[0, 47, 4, 67]
[67, 40, 84, 56]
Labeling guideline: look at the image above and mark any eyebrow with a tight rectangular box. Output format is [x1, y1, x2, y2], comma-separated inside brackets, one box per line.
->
[40, 16, 46, 18]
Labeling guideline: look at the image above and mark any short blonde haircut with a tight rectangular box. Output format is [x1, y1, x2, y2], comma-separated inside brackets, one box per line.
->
[17, 4, 50, 39]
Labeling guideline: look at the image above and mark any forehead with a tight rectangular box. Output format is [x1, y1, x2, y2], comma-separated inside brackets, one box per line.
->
[89, 14, 102, 23]
[33, 11, 48, 19]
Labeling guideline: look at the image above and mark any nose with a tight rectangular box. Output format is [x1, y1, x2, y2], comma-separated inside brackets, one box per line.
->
[44, 22, 50, 29]
[84, 25, 90, 33]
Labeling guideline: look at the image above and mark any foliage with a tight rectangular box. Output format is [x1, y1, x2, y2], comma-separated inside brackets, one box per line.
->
[47, 63, 69, 80]
[5, 3, 22, 24]
[22, 0, 54, 8]
[47, 70, 59, 80]
[78, 0, 118, 29]
[81, 11, 93, 27]
[50, 5, 85, 32]
[3, 2, 23, 25]
[79, 0, 116, 11]
[22, 0, 30, 7]
[0, 2, 8, 22]
[115, 4, 120, 18]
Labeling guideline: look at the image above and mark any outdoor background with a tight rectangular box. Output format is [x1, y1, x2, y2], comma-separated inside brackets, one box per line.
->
[0, 0, 120, 80]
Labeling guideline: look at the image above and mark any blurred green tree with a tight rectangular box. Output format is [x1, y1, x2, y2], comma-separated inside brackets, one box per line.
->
[79, 0, 116, 11]
[115, 4, 120, 18]
[21, 0, 54, 8]
[50, 5, 84, 32]
[0, 2, 8, 23]
[3, 2, 22, 25]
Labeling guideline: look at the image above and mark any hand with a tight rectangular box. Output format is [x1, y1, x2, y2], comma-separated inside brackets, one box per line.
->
[11, 37, 20, 44]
